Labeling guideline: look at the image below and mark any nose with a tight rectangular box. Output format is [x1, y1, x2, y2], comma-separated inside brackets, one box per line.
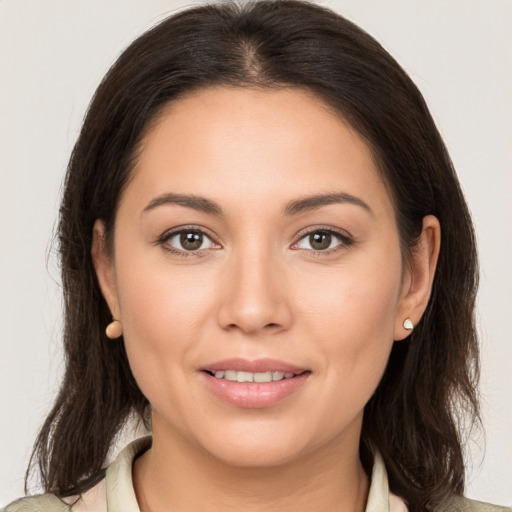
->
[216, 242, 293, 336]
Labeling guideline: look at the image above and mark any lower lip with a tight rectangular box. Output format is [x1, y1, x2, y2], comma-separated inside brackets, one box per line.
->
[201, 372, 310, 408]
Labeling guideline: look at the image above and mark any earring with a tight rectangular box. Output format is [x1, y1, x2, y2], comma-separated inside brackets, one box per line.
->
[403, 318, 414, 331]
[106, 318, 123, 339]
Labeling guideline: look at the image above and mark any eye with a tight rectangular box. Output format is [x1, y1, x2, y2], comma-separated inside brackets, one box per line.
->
[160, 228, 218, 255]
[293, 229, 351, 253]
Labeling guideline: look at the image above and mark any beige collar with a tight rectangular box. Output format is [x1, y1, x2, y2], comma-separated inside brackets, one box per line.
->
[96, 435, 407, 511]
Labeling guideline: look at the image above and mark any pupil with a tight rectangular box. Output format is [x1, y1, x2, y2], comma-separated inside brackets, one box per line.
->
[181, 232, 202, 250]
[310, 232, 331, 250]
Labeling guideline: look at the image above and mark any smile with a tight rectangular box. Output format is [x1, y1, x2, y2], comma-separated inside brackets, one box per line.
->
[200, 358, 310, 408]
[207, 370, 298, 382]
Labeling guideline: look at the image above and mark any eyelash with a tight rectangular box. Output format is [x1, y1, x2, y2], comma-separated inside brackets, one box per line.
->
[157, 226, 218, 258]
[293, 226, 354, 257]
[157, 225, 354, 258]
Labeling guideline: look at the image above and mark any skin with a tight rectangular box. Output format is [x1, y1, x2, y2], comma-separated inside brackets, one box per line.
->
[92, 86, 440, 511]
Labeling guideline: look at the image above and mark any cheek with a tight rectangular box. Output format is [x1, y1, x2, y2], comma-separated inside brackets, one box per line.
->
[112, 248, 217, 391]
[115, 229, 219, 321]
[296, 252, 402, 402]
[121, 270, 214, 335]
[299, 254, 402, 338]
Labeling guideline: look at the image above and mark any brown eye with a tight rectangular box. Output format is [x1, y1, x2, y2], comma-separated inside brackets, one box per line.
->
[309, 232, 332, 250]
[180, 231, 203, 251]
[294, 229, 348, 253]
[163, 229, 217, 253]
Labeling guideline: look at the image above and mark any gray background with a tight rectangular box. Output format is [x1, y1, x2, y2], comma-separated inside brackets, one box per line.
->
[1, 0, 511, 506]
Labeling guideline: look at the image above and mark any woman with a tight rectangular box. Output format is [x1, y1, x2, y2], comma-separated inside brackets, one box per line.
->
[2, 1, 510, 511]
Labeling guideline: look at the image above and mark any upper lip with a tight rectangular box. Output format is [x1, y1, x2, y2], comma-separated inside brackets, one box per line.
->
[202, 358, 307, 374]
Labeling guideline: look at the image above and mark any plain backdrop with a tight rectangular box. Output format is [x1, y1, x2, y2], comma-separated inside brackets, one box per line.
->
[1, 0, 511, 507]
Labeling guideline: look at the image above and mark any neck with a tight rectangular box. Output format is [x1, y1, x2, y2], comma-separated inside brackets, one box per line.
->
[134, 417, 370, 512]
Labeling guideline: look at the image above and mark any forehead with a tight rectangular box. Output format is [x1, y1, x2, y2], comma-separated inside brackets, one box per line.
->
[125, 86, 393, 219]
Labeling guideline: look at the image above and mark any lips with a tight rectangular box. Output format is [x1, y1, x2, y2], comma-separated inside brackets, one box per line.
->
[200, 358, 310, 408]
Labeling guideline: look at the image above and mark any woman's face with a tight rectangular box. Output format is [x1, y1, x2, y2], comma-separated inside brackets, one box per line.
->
[94, 86, 429, 467]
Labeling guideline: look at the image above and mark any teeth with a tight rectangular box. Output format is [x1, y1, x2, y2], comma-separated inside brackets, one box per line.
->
[211, 370, 297, 382]
[236, 371, 253, 383]
[225, 370, 237, 381]
[272, 371, 284, 381]
[254, 372, 272, 383]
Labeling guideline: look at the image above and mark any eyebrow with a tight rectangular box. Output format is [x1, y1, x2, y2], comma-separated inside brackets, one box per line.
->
[141, 191, 372, 217]
[142, 193, 223, 216]
[283, 192, 373, 216]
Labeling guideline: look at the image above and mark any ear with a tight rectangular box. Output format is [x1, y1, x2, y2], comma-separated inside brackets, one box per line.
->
[91, 219, 121, 320]
[394, 215, 441, 340]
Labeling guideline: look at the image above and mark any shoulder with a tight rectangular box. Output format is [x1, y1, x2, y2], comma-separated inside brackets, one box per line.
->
[1, 437, 149, 512]
[440, 495, 511, 512]
[2, 478, 108, 512]
[2, 494, 71, 512]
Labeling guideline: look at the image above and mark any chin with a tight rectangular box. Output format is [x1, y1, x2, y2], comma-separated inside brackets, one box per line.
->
[207, 441, 303, 469]
[195, 424, 311, 468]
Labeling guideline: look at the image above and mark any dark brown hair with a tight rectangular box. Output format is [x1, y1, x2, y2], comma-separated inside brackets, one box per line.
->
[28, 1, 480, 510]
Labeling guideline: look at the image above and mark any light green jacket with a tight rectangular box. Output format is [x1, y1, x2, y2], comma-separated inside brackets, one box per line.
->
[3, 437, 510, 512]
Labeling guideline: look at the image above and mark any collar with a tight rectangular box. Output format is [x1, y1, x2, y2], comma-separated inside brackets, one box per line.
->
[104, 436, 407, 512]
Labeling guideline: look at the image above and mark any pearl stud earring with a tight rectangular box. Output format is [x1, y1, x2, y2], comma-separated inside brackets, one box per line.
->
[403, 318, 414, 331]
[106, 319, 123, 339]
